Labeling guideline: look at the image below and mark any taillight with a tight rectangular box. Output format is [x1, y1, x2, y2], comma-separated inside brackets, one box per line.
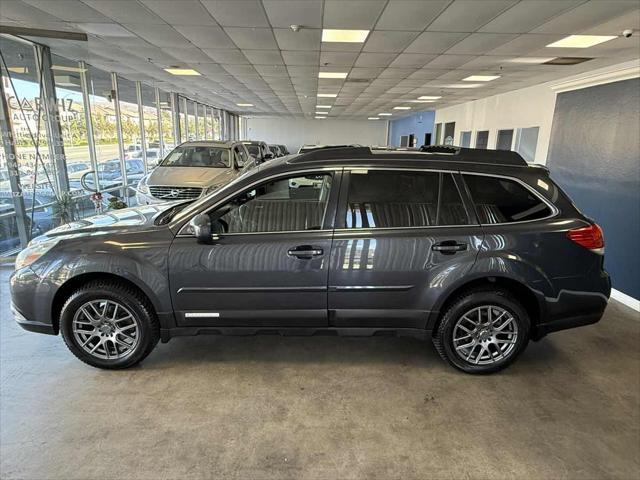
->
[567, 224, 604, 253]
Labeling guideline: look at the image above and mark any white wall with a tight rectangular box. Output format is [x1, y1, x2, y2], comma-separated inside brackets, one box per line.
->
[434, 60, 640, 165]
[246, 118, 388, 154]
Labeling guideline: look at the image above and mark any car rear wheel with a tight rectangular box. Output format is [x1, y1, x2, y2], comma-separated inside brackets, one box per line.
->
[433, 289, 530, 374]
[60, 281, 159, 369]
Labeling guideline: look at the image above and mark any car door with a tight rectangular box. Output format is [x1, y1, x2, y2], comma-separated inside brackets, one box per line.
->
[169, 169, 342, 328]
[328, 168, 483, 329]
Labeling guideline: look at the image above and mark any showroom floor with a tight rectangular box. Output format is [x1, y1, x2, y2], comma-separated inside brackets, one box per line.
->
[1, 266, 638, 480]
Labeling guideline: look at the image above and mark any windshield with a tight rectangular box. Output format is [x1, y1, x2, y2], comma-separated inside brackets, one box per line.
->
[245, 145, 260, 156]
[160, 146, 231, 168]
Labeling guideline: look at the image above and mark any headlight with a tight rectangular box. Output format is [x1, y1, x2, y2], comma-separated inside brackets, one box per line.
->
[137, 175, 150, 194]
[15, 239, 59, 270]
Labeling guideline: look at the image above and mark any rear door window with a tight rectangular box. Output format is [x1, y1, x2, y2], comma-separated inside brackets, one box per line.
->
[463, 174, 553, 224]
[344, 170, 469, 228]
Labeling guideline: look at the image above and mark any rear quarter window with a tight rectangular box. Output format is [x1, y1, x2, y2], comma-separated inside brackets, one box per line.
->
[463, 174, 553, 224]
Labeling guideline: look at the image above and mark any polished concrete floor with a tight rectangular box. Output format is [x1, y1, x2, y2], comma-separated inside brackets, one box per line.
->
[1, 266, 639, 480]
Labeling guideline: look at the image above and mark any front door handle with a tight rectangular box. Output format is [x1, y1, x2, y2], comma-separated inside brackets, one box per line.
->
[288, 245, 324, 259]
[432, 241, 467, 255]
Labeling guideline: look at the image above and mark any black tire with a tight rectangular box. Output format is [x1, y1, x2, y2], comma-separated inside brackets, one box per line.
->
[60, 280, 160, 369]
[433, 288, 530, 374]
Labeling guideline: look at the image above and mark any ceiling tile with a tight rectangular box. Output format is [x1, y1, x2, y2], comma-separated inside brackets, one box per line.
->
[445, 33, 519, 55]
[202, 49, 250, 64]
[405, 32, 470, 54]
[479, 1, 584, 33]
[22, 0, 109, 22]
[281, 50, 320, 66]
[376, 0, 450, 31]
[202, 0, 270, 27]
[224, 27, 278, 50]
[355, 52, 397, 67]
[263, 0, 323, 28]
[389, 53, 437, 68]
[486, 33, 563, 55]
[173, 25, 236, 48]
[320, 51, 360, 67]
[532, 1, 640, 34]
[363, 31, 419, 53]
[427, 1, 516, 32]
[139, 0, 217, 25]
[243, 50, 284, 65]
[323, 0, 387, 29]
[82, 0, 165, 24]
[124, 24, 191, 47]
[274, 28, 321, 51]
[164, 47, 214, 63]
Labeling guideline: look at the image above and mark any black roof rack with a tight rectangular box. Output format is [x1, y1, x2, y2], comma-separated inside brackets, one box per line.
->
[291, 145, 528, 166]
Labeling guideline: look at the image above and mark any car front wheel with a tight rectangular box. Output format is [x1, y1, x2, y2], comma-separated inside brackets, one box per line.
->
[60, 281, 159, 369]
[433, 289, 530, 374]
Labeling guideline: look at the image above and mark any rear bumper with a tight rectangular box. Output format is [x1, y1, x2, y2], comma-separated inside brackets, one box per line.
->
[11, 303, 56, 335]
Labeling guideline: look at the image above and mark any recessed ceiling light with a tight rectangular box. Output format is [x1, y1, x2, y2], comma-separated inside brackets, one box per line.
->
[508, 57, 557, 64]
[315, 111, 326, 114]
[393, 106, 411, 110]
[417, 96, 441, 100]
[315, 116, 326, 119]
[237, 103, 254, 107]
[368, 117, 380, 120]
[164, 68, 201, 76]
[444, 84, 482, 88]
[7, 66, 28, 74]
[463, 75, 500, 82]
[316, 105, 331, 109]
[51, 65, 86, 73]
[317, 93, 338, 98]
[378, 113, 392, 116]
[546, 35, 617, 48]
[318, 72, 348, 79]
[407, 100, 435, 103]
[322, 29, 369, 43]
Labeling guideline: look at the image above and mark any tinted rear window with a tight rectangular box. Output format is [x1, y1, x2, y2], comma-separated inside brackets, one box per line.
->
[345, 170, 469, 228]
[463, 174, 553, 224]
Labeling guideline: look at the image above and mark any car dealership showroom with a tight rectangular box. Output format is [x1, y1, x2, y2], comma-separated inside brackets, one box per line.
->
[0, 1, 639, 479]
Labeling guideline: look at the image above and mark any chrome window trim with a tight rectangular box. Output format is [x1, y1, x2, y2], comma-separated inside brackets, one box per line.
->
[176, 166, 341, 237]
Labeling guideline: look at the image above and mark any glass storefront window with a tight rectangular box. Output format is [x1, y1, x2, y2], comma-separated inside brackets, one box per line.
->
[115, 76, 143, 198]
[158, 89, 174, 156]
[140, 84, 159, 168]
[197, 103, 205, 140]
[187, 100, 196, 141]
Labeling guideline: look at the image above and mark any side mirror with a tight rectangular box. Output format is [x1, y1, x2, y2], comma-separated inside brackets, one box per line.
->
[189, 213, 212, 244]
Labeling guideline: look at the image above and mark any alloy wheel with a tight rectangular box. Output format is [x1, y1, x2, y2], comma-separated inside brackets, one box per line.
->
[452, 305, 518, 365]
[72, 299, 140, 360]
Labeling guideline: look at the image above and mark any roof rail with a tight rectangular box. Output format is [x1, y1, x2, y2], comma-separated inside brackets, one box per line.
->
[290, 144, 528, 166]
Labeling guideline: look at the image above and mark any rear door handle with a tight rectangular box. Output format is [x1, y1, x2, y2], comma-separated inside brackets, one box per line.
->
[432, 241, 467, 254]
[288, 245, 324, 259]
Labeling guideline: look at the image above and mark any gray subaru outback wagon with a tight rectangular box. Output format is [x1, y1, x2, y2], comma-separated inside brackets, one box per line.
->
[10, 146, 610, 373]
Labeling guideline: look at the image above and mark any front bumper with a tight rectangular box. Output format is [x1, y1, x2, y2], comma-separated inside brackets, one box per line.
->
[11, 303, 56, 335]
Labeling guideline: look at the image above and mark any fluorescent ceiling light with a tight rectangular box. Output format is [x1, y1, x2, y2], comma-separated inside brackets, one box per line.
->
[463, 75, 500, 82]
[316, 105, 331, 109]
[546, 35, 617, 48]
[236, 103, 253, 107]
[393, 106, 411, 110]
[378, 113, 392, 116]
[444, 84, 482, 88]
[508, 57, 556, 64]
[368, 117, 379, 120]
[407, 100, 435, 103]
[318, 72, 348, 79]
[315, 116, 326, 119]
[322, 29, 369, 43]
[315, 111, 326, 114]
[417, 95, 441, 100]
[164, 68, 201, 76]
[317, 93, 338, 98]
[7, 66, 28, 74]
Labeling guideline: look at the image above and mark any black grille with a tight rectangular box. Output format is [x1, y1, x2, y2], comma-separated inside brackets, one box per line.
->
[149, 186, 202, 200]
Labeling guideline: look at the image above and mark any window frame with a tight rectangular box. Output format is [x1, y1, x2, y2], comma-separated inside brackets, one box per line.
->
[461, 171, 559, 226]
[177, 168, 343, 237]
[334, 167, 475, 231]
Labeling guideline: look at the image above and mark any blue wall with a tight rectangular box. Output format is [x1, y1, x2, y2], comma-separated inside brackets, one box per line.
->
[389, 111, 435, 147]
[547, 78, 640, 299]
